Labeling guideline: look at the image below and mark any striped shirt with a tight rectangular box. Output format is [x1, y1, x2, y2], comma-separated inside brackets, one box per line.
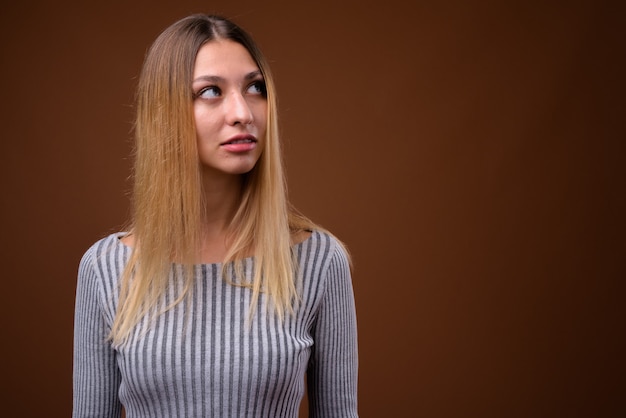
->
[73, 230, 358, 417]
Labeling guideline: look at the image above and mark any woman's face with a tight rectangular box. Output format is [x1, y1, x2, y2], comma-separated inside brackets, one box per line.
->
[192, 39, 267, 178]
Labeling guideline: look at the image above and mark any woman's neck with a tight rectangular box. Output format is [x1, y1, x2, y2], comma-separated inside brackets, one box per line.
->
[198, 172, 244, 263]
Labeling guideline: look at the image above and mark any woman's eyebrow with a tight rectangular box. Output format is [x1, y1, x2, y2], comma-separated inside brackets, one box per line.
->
[193, 70, 263, 84]
[244, 70, 263, 80]
[193, 75, 224, 84]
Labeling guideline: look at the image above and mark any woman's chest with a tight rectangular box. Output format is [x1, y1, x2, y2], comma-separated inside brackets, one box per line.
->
[113, 281, 315, 409]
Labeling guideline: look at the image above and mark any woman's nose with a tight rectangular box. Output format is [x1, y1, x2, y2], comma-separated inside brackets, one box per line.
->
[225, 92, 253, 126]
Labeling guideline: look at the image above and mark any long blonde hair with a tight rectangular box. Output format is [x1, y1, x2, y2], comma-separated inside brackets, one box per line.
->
[110, 14, 318, 345]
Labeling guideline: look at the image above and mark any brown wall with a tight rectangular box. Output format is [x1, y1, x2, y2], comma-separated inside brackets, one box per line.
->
[1, 0, 624, 416]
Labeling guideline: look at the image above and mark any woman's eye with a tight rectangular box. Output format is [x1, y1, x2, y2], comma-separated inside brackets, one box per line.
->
[247, 80, 267, 97]
[197, 86, 221, 99]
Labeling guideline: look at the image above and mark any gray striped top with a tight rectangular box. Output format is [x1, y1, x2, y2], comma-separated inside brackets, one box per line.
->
[73, 230, 358, 417]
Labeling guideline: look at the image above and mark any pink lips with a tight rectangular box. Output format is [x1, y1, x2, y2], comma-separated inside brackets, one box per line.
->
[220, 134, 257, 153]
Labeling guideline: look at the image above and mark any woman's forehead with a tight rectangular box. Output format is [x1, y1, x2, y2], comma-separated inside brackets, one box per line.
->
[193, 40, 259, 79]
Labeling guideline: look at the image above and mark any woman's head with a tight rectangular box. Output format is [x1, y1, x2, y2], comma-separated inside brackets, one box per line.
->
[132, 14, 283, 246]
[134, 14, 279, 191]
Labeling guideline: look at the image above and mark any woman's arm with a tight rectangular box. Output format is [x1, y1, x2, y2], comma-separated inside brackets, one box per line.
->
[73, 247, 122, 418]
[307, 244, 359, 417]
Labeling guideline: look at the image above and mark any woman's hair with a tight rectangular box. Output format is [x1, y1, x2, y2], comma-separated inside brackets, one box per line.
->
[110, 14, 319, 345]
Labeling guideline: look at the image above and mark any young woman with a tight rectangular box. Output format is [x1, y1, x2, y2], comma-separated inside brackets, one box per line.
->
[72, 14, 358, 418]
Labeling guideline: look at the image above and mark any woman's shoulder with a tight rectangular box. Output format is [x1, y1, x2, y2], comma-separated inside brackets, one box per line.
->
[76, 233, 128, 316]
[296, 229, 352, 305]
[80, 232, 130, 271]
[295, 229, 350, 267]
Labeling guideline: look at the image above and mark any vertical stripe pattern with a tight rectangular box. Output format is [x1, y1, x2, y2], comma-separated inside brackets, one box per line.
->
[73, 230, 358, 417]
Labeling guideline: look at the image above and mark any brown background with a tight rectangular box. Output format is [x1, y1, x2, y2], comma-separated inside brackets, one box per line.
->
[1, 0, 624, 417]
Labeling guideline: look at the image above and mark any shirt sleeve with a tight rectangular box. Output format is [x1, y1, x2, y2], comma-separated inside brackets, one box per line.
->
[307, 243, 359, 417]
[73, 246, 123, 418]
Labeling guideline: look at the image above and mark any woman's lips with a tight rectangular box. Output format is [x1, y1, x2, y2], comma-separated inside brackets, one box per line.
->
[221, 135, 257, 152]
